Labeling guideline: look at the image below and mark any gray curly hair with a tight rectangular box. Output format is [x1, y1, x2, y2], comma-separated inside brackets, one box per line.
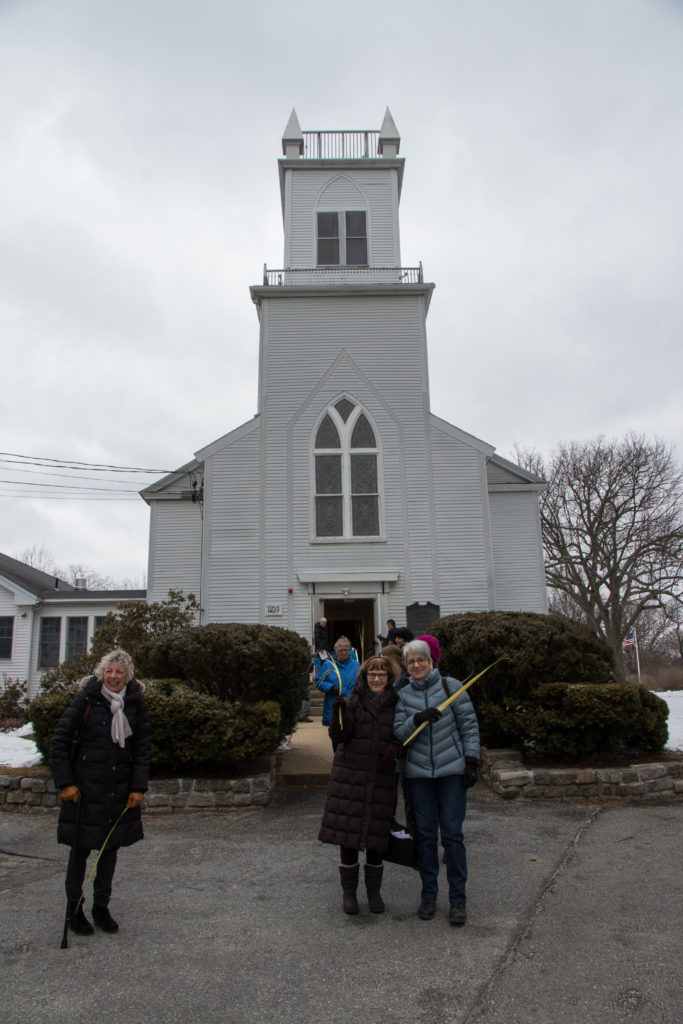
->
[93, 648, 135, 683]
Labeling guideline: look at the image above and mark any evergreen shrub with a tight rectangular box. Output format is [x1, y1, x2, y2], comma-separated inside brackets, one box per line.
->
[138, 623, 311, 739]
[29, 680, 282, 774]
[433, 611, 615, 705]
[29, 687, 76, 757]
[478, 683, 669, 760]
[0, 676, 29, 726]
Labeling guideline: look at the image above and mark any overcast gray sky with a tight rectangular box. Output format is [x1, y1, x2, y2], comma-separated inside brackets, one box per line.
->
[2, 0, 682, 583]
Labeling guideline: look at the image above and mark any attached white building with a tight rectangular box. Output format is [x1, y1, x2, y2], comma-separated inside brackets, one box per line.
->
[142, 110, 547, 650]
[0, 553, 145, 697]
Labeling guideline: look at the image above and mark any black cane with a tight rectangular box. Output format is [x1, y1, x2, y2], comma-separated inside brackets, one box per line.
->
[60, 795, 82, 949]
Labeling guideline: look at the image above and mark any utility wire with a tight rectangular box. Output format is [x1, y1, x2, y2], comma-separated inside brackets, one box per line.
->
[0, 494, 141, 501]
[0, 452, 172, 474]
[1, 466, 147, 485]
[0, 478, 140, 493]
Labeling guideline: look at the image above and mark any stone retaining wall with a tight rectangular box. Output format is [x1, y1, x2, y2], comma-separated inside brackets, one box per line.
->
[482, 748, 683, 802]
[0, 760, 277, 814]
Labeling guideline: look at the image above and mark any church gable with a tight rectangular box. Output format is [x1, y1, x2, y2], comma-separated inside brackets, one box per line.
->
[486, 453, 546, 489]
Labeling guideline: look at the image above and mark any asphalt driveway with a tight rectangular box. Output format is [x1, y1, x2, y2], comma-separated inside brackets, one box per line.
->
[1, 786, 680, 1024]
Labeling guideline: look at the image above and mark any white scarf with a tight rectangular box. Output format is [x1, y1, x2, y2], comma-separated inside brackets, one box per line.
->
[102, 685, 132, 748]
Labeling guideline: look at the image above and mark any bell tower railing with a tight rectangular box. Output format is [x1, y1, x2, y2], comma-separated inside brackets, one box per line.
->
[301, 131, 380, 159]
[262, 264, 424, 286]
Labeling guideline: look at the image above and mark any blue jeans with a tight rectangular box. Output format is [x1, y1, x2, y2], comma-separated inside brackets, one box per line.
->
[408, 774, 468, 904]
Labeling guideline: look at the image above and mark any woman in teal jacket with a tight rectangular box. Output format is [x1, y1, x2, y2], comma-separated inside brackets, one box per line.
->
[393, 639, 480, 927]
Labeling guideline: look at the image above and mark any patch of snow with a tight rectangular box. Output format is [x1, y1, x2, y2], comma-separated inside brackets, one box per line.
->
[0, 726, 43, 768]
[659, 690, 683, 751]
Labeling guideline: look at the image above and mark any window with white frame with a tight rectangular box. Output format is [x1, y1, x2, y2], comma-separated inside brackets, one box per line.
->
[317, 211, 367, 266]
[314, 399, 380, 538]
[38, 617, 61, 668]
[0, 616, 13, 659]
[66, 616, 88, 661]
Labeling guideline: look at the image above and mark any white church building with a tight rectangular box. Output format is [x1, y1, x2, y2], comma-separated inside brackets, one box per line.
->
[142, 110, 547, 651]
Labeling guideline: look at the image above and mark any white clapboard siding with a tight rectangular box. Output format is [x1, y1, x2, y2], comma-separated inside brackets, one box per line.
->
[260, 295, 430, 410]
[0, 585, 32, 685]
[489, 491, 548, 612]
[430, 424, 494, 613]
[285, 168, 399, 267]
[147, 501, 203, 604]
[204, 426, 261, 623]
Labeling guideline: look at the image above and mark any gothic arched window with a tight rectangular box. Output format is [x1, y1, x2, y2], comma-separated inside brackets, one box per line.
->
[313, 401, 380, 538]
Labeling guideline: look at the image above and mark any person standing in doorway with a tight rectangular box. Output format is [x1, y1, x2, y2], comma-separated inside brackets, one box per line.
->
[314, 617, 330, 654]
[378, 618, 398, 645]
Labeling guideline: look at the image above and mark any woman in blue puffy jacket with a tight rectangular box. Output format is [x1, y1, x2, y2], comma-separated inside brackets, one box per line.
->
[393, 639, 479, 927]
[313, 636, 359, 728]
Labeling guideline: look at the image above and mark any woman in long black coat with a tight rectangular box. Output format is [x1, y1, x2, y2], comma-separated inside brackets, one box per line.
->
[319, 655, 399, 915]
[50, 648, 151, 935]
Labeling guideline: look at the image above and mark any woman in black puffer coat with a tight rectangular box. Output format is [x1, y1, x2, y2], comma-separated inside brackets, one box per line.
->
[50, 648, 151, 936]
[319, 655, 400, 915]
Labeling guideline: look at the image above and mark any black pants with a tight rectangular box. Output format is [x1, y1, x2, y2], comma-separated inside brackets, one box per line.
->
[340, 846, 382, 866]
[65, 846, 118, 907]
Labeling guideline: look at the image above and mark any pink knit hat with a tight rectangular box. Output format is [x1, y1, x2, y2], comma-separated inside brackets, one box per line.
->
[417, 634, 441, 663]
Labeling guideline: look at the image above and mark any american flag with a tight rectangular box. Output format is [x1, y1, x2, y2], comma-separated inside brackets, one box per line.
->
[622, 631, 636, 649]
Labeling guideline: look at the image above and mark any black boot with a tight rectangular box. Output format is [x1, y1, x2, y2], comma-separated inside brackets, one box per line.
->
[364, 863, 385, 914]
[68, 900, 94, 936]
[339, 864, 359, 915]
[92, 905, 119, 932]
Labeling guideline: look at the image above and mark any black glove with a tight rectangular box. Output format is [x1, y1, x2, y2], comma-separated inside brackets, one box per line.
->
[414, 707, 442, 725]
[463, 757, 479, 789]
[377, 743, 400, 769]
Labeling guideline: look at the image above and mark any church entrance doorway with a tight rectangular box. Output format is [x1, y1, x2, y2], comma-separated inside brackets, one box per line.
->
[323, 599, 376, 661]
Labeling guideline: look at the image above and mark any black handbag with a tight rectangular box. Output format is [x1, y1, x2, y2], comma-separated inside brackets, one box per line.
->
[384, 825, 418, 869]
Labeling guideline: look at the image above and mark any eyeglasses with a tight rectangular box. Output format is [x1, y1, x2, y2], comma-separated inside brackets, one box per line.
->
[367, 671, 388, 678]
[406, 657, 429, 667]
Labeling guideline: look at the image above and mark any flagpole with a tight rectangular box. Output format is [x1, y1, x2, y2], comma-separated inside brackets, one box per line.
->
[634, 625, 642, 685]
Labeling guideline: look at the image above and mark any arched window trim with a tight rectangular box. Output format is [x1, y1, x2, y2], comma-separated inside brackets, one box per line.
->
[311, 398, 384, 541]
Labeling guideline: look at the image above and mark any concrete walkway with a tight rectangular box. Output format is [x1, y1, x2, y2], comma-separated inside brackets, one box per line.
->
[1, 736, 680, 1024]
[277, 719, 333, 786]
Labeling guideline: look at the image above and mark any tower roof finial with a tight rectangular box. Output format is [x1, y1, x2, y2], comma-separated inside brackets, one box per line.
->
[282, 108, 304, 157]
[378, 108, 400, 156]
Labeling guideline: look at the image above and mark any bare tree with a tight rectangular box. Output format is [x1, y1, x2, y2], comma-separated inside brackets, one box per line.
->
[15, 544, 59, 574]
[16, 547, 143, 591]
[516, 434, 683, 684]
[64, 563, 115, 590]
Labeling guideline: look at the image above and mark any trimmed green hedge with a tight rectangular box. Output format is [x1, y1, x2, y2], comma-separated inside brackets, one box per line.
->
[478, 683, 669, 760]
[29, 680, 282, 775]
[138, 623, 311, 739]
[433, 611, 615, 704]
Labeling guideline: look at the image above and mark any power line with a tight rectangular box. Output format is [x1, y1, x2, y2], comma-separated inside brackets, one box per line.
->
[0, 493, 141, 501]
[0, 466, 147, 485]
[0, 478, 140, 493]
[0, 452, 172, 474]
